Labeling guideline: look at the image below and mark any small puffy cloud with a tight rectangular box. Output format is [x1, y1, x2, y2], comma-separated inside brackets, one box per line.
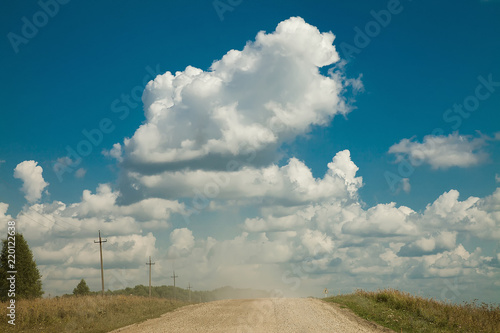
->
[102, 143, 123, 162]
[301, 229, 334, 256]
[0, 203, 9, 217]
[244, 213, 308, 233]
[14, 160, 49, 203]
[78, 183, 120, 216]
[401, 178, 411, 193]
[342, 203, 417, 237]
[53, 156, 78, 173]
[418, 188, 500, 241]
[496, 174, 500, 183]
[75, 168, 87, 178]
[398, 231, 457, 257]
[388, 132, 490, 169]
[408, 245, 486, 279]
[0, 203, 12, 227]
[327, 150, 363, 198]
[423, 190, 479, 224]
[168, 228, 195, 258]
[119, 17, 352, 174]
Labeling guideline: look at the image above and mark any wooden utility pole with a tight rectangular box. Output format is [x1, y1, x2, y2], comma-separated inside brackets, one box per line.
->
[187, 283, 192, 302]
[146, 256, 155, 297]
[94, 230, 107, 296]
[171, 271, 178, 299]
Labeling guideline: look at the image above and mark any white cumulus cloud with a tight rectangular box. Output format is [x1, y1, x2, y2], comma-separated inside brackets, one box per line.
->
[126, 149, 362, 206]
[75, 168, 87, 178]
[119, 17, 356, 175]
[401, 178, 411, 193]
[168, 228, 195, 258]
[388, 132, 490, 169]
[14, 160, 49, 203]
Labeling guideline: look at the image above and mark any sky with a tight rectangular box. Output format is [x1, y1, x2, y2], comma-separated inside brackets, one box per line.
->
[1, 0, 499, 303]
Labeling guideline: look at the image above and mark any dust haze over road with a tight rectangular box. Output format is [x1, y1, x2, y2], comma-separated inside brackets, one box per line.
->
[112, 298, 393, 333]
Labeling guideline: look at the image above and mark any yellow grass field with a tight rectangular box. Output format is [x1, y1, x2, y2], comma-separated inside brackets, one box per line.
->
[0, 295, 187, 333]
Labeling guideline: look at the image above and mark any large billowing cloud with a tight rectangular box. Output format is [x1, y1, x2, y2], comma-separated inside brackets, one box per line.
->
[116, 16, 356, 175]
[14, 160, 49, 203]
[124, 150, 362, 208]
[149, 184, 499, 298]
[388, 132, 493, 169]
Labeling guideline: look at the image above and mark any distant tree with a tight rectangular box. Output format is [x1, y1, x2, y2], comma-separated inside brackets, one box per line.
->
[0, 232, 44, 301]
[73, 279, 90, 296]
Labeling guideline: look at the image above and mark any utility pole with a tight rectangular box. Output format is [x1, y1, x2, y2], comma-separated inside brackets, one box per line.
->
[146, 256, 155, 297]
[171, 271, 178, 299]
[94, 230, 107, 296]
[187, 283, 192, 302]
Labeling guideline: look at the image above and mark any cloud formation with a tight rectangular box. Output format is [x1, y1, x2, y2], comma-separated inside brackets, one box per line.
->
[117, 17, 354, 175]
[14, 184, 185, 244]
[2, 17, 498, 303]
[388, 132, 491, 169]
[3, 158, 500, 301]
[14, 160, 49, 203]
[75, 168, 87, 178]
[125, 149, 362, 207]
[168, 228, 195, 258]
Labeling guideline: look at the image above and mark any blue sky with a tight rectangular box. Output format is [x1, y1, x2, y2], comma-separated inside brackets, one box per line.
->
[1, 0, 500, 303]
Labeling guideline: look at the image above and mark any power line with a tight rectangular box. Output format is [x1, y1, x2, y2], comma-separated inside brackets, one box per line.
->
[94, 230, 107, 296]
[146, 256, 155, 298]
[27, 206, 80, 231]
[171, 270, 178, 299]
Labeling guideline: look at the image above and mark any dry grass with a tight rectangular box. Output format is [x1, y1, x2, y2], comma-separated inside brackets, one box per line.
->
[325, 288, 500, 333]
[0, 294, 187, 332]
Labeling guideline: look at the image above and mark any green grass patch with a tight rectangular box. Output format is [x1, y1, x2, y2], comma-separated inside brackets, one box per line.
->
[0, 295, 188, 332]
[324, 289, 500, 333]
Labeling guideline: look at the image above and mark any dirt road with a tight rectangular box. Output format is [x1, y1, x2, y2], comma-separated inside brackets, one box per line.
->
[111, 298, 393, 332]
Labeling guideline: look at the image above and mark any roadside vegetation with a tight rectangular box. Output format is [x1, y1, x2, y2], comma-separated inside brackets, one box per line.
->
[0, 284, 270, 332]
[106, 284, 270, 302]
[324, 288, 500, 333]
[0, 294, 187, 333]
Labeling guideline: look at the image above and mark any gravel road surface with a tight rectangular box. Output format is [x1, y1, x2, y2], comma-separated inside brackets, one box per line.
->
[111, 298, 393, 333]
